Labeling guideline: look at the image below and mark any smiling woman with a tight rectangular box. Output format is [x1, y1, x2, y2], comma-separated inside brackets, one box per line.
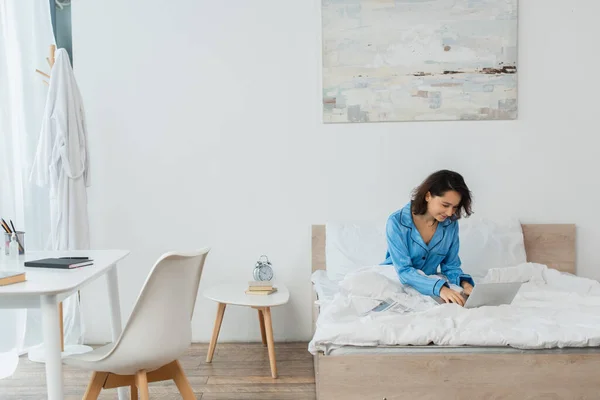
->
[381, 170, 475, 305]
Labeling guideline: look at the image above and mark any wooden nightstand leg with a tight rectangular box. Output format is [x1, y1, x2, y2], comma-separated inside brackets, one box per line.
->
[206, 302, 226, 363]
[262, 307, 277, 378]
[258, 309, 267, 346]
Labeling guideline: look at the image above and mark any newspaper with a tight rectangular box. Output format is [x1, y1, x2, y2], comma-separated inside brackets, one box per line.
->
[362, 299, 408, 315]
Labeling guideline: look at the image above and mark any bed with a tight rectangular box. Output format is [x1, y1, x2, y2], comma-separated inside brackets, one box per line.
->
[310, 223, 600, 400]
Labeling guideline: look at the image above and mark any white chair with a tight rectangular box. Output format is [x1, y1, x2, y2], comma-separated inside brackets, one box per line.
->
[63, 248, 210, 400]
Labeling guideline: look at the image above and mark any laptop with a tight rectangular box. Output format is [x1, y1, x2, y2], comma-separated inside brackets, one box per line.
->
[434, 282, 523, 308]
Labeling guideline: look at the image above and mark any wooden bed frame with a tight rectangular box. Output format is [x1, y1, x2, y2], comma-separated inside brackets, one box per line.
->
[311, 224, 600, 399]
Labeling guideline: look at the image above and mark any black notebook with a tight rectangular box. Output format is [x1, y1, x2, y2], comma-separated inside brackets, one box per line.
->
[24, 258, 94, 269]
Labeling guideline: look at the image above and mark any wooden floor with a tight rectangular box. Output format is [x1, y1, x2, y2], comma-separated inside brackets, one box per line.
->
[0, 342, 316, 399]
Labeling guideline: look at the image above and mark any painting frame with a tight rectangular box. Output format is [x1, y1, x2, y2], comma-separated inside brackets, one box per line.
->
[321, 0, 519, 123]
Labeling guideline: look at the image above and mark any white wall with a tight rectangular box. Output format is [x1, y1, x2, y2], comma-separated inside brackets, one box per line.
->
[72, 1, 600, 343]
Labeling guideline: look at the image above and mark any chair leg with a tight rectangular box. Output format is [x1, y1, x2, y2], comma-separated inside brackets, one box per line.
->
[135, 370, 149, 400]
[83, 371, 109, 400]
[169, 360, 196, 399]
[130, 383, 138, 400]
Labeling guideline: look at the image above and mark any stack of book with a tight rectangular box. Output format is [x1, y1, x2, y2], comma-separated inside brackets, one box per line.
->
[245, 281, 277, 295]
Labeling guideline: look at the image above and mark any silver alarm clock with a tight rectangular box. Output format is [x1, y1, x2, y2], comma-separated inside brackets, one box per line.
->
[253, 255, 274, 281]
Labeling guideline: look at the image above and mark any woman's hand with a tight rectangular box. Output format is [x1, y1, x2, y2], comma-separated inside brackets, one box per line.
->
[461, 282, 474, 296]
[439, 286, 465, 306]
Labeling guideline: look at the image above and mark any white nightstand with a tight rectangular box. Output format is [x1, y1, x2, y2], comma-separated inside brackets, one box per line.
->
[203, 282, 289, 378]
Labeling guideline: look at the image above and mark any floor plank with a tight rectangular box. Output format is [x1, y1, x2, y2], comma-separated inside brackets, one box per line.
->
[202, 394, 316, 400]
[207, 376, 315, 384]
[0, 342, 316, 400]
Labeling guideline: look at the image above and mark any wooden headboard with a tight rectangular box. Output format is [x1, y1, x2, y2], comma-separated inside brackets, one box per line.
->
[311, 224, 576, 275]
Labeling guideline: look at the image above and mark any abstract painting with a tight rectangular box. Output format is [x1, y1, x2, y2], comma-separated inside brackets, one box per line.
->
[321, 0, 518, 123]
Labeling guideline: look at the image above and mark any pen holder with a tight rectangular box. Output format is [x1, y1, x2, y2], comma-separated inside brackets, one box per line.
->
[4, 231, 25, 255]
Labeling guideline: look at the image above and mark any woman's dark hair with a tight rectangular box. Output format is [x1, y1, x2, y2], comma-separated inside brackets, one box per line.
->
[411, 170, 473, 220]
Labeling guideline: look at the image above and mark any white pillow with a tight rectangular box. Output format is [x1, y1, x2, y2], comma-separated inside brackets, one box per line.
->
[325, 218, 527, 282]
[311, 270, 341, 302]
[457, 217, 527, 280]
[339, 266, 403, 299]
[325, 222, 387, 281]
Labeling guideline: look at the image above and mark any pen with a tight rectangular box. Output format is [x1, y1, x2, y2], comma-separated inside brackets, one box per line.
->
[0, 219, 10, 234]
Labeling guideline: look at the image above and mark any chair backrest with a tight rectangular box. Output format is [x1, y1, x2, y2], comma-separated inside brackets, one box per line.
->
[104, 248, 210, 372]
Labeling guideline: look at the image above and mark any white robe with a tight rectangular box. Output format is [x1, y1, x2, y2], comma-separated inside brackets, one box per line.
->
[27, 48, 89, 359]
[30, 48, 90, 251]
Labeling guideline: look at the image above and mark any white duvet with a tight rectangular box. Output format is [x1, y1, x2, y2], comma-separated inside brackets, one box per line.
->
[308, 263, 600, 354]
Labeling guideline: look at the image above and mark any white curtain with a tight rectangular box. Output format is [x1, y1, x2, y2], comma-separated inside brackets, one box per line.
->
[0, 0, 84, 378]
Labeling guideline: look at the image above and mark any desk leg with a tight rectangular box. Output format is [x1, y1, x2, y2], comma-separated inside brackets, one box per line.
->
[106, 264, 128, 400]
[41, 294, 64, 400]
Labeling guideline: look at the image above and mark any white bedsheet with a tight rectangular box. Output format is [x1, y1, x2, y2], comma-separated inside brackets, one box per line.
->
[309, 263, 600, 354]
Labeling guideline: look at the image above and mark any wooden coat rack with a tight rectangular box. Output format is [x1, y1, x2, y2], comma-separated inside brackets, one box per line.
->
[35, 44, 56, 85]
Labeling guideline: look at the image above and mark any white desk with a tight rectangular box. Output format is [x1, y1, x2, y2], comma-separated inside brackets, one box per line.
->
[0, 250, 129, 400]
